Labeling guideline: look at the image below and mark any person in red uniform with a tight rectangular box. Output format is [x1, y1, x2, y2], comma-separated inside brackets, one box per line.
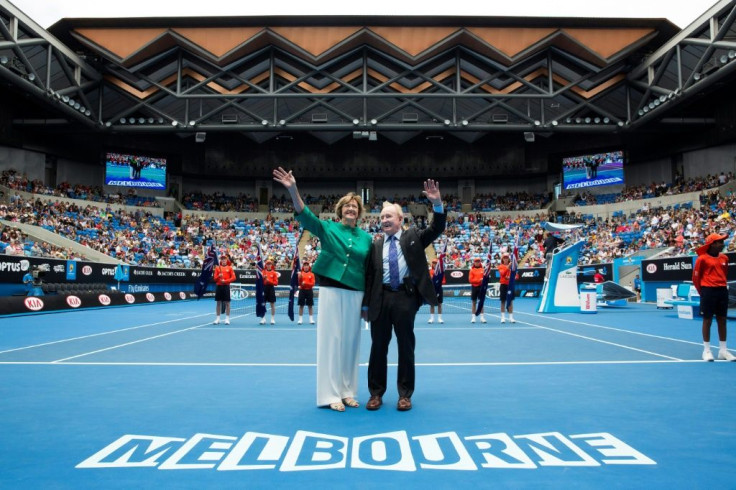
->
[593, 270, 605, 283]
[298, 262, 316, 325]
[261, 259, 279, 325]
[693, 233, 736, 361]
[469, 257, 486, 323]
[428, 258, 445, 324]
[213, 255, 236, 325]
[498, 254, 516, 324]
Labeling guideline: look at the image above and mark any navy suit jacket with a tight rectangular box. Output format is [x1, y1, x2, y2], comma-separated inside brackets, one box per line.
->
[362, 212, 446, 322]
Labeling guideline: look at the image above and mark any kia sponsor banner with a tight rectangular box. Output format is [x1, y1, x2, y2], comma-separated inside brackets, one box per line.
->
[0, 290, 196, 315]
[442, 267, 546, 285]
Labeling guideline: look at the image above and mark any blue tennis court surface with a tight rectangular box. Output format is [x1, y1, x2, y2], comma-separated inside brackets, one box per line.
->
[1, 299, 735, 488]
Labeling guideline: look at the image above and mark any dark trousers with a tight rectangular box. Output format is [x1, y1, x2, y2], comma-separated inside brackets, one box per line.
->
[368, 289, 421, 398]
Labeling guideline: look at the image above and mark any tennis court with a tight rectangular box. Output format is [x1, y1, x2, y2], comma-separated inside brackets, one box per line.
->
[1, 293, 735, 489]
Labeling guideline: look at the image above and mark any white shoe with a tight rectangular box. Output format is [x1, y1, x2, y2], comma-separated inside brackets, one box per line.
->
[271, 319, 275, 325]
[480, 315, 487, 324]
[310, 319, 315, 324]
[718, 350, 736, 361]
[428, 318, 434, 324]
[224, 318, 230, 325]
[438, 318, 444, 324]
[213, 318, 220, 325]
[703, 349, 714, 362]
[510, 317, 516, 324]
[259, 318, 266, 325]
[471, 315, 476, 323]
[298, 319, 303, 324]
[501, 318, 506, 324]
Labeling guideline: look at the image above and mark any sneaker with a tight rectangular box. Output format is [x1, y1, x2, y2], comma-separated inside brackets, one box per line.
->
[259, 318, 266, 325]
[510, 317, 516, 324]
[703, 349, 714, 362]
[480, 315, 487, 324]
[718, 350, 736, 361]
[501, 318, 506, 324]
[310, 319, 315, 324]
[471, 315, 476, 324]
[271, 319, 276, 325]
[224, 319, 230, 325]
[213, 318, 220, 325]
[438, 318, 444, 324]
[298, 319, 303, 324]
[428, 318, 434, 324]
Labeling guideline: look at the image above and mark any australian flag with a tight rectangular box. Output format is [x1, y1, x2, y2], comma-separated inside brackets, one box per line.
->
[287, 248, 301, 321]
[255, 243, 267, 319]
[432, 242, 447, 296]
[506, 231, 520, 310]
[194, 243, 218, 299]
[475, 248, 493, 315]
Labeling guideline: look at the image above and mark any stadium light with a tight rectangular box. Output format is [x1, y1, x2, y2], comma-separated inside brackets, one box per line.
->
[370, 119, 378, 125]
[171, 121, 179, 127]
[352, 119, 360, 125]
[188, 120, 196, 126]
[0, 56, 7, 65]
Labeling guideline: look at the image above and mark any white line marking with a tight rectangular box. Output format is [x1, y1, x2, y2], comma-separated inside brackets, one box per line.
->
[0, 359, 713, 367]
[511, 318, 683, 360]
[0, 313, 212, 355]
[50, 323, 209, 363]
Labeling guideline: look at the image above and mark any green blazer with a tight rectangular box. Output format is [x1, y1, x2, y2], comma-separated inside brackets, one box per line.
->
[295, 207, 372, 291]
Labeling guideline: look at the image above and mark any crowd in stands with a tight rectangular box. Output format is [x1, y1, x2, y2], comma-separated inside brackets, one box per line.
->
[1, 169, 160, 207]
[2, 167, 734, 272]
[573, 173, 731, 206]
[471, 191, 551, 211]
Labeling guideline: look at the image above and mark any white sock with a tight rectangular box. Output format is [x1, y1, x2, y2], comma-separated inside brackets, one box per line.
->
[438, 315, 443, 321]
[226, 316, 230, 321]
[501, 312, 506, 319]
[704, 341, 711, 351]
[719, 340, 727, 351]
[509, 314, 514, 320]
[215, 315, 220, 320]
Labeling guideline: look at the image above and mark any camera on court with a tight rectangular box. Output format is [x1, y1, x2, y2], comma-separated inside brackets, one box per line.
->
[31, 264, 48, 283]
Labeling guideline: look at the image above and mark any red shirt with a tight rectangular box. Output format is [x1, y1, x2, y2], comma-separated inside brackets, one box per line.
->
[299, 271, 315, 290]
[469, 266, 485, 287]
[263, 269, 279, 286]
[498, 264, 511, 285]
[693, 253, 728, 291]
[213, 265, 235, 286]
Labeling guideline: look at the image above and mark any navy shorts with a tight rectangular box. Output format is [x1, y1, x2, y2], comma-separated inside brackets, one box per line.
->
[700, 286, 728, 318]
[499, 284, 510, 302]
[298, 289, 314, 307]
[215, 285, 231, 302]
[264, 284, 276, 303]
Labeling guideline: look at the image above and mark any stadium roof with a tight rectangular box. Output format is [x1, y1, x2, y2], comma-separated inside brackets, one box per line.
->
[1, 0, 736, 148]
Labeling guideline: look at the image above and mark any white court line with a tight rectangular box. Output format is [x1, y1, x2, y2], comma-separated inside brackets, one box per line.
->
[50, 322, 213, 363]
[509, 318, 683, 360]
[0, 359, 713, 367]
[508, 308, 707, 348]
[0, 312, 213, 355]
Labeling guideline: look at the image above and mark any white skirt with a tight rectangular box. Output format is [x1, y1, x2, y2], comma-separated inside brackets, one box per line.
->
[316, 286, 363, 406]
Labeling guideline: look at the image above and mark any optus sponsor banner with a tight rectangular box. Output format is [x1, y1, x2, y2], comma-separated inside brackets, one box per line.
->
[0, 291, 196, 316]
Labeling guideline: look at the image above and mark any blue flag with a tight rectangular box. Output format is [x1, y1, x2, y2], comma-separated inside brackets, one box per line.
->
[287, 249, 301, 321]
[506, 230, 520, 310]
[475, 248, 493, 315]
[194, 243, 218, 299]
[432, 242, 447, 296]
[255, 243, 267, 318]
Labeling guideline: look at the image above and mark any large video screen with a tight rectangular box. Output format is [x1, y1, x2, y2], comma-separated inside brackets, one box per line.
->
[104, 152, 167, 190]
[562, 150, 624, 190]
